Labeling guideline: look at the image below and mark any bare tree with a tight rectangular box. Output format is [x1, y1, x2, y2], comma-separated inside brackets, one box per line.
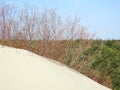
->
[0, 2, 95, 59]
[0, 3, 17, 40]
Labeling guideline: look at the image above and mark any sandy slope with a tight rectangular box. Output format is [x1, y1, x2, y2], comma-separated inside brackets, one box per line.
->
[0, 45, 111, 90]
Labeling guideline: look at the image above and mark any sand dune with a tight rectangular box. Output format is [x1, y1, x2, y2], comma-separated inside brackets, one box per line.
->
[0, 45, 111, 90]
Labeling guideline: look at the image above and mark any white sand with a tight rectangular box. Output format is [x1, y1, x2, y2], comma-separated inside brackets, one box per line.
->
[0, 45, 111, 90]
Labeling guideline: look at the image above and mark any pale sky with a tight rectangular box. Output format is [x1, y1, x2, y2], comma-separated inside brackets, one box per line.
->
[2, 0, 120, 39]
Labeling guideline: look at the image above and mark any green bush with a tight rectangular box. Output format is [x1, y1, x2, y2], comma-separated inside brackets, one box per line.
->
[112, 68, 120, 90]
[92, 44, 120, 90]
[105, 40, 120, 51]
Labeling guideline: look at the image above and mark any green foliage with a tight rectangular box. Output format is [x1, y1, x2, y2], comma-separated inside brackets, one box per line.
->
[105, 40, 120, 51]
[93, 45, 119, 74]
[82, 40, 120, 89]
[92, 40, 120, 90]
[112, 68, 120, 90]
